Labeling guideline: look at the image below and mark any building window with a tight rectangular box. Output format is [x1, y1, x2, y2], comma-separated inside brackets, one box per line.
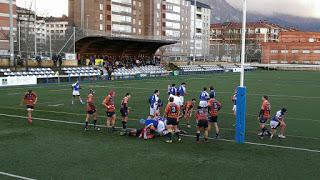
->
[292, 50, 299, 54]
[302, 50, 310, 54]
[138, 28, 141, 34]
[313, 50, 320, 54]
[100, 3, 103, 10]
[100, 24, 103, 31]
[270, 50, 278, 54]
[281, 50, 288, 54]
[100, 14, 103, 20]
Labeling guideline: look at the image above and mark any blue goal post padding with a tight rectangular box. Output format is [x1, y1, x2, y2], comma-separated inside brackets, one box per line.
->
[235, 86, 247, 144]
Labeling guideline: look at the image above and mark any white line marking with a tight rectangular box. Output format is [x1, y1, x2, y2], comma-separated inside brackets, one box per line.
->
[0, 113, 319, 154]
[48, 104, 64, 107]
[0, 171, 36, 180]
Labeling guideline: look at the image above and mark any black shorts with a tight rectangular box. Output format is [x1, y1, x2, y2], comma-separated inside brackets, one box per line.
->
[120, 108, 128, 117]
[106, 111, 115, 117]
[208, 116, 218, 123]
[26, 105, 34, 110]
[167, 117, 178, 126]
[197, 120, 208, 129]
[87, 109, 96, 115]
[259, 117, 268, 124]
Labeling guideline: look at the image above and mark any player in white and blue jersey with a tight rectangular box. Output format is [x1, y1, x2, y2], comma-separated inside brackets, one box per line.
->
[177, 82, 187, 105]
[270, 108, 287, 139]
[209, 86, 216, 98]
[149, 90, 160, 117]
[168, 84, 177, 96]
[71, 80, 84, 105]
[199, 87, 209, 108]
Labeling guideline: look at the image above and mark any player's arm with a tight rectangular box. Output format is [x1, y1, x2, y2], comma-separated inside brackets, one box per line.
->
[21, 94, 26, 106]
[102, 97, 108, 108]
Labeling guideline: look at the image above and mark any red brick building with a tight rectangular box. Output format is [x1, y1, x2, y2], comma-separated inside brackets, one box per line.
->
[0, 0, 17, 56]
[261, 31, 320, 64]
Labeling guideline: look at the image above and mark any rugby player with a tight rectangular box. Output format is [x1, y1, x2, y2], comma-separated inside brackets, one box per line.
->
[231, 89, 237, 117]
[23, 89, 38, 124]
[168, 84, 177, 95]
[270, 108, 287, 139]
[177, 82, 187, 105]
[84, 89, 100, 131]
[208, 95, 222, 138]
[169, 92, 183, 107]
[103, 90, 116, 131]
[164, 97, 181, 143]
[120, 93, 131, 133]
[209, 86, 216, 98]
[195, 107, 209, 143]
[199, 87, 209, 108]
[258, 95, 272, 139]
[71, 80, 84, 105]
[180, 98, 196, 128]
[149, 90, 160, 117]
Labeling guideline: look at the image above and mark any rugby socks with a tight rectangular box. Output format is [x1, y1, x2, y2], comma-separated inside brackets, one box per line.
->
[175, 131, 180, 139]
[196, 133, 200, 141]
[261, 127, 271, 137]
[167, 132, 172, 140]
[93, 120, 97, 128]
[85, 121, 89, 129]
[122, 121, 127, 130]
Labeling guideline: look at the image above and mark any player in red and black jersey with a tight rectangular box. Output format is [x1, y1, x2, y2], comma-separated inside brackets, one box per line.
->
[23, 89, 37, 124]
[164, 97, 180, 143]
[120, 93, 131, 133]
[84, 89, 100, 131]
[208, 94, 222, 138]
[195, 107, 209, 143]
[258, 95, 271, 139]
[102, 90, 116, 131]
[180, 98, 196, 128]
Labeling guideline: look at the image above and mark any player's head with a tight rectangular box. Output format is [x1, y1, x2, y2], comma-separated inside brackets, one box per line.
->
[169, 97, 174, 102]
[203, 87, 207, 91]
[181, 82, 186, 86]
[209, 86, 214, 91]
[109, 90, 115, 97]
[262, 95, 268, 101]
[192, 98, 196, 102]
[125, 93, 131, 98]
[28, 89, 32, 93]
[281, 108, 287, 113]
[210, 94, 215, 99]
[154, 89, 159, 96]
[89, 89, 95, 95]
[172, 83, 176, 87]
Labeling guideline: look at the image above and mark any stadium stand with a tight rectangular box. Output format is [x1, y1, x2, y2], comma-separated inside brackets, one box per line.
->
[113, 65, 168, 78]
[1, 68, 55, 77]
[62, 67, 100, 77]
[178, 64, 256, 74]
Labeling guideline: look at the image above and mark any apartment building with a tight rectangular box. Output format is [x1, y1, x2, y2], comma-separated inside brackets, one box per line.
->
[0, 0, 17, 56]
[261, 31, 320, 64]
[68, 0, 211, 60]
[46, 16, 69, 39]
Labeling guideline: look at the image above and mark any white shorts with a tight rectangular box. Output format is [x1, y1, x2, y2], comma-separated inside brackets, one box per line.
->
[199, 101, 208, 108]
[149, 107, 159, 116]
[73, 91, 80, 96]
[232, 105, 237, 112]
[180, 96, 184, 105]
[270, 121, 280, 129]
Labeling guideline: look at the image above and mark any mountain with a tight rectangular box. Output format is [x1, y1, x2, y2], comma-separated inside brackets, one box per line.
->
[199, 0, 320, 32]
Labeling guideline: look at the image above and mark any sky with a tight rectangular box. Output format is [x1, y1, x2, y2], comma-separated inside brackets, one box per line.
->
[17, 0, 320, 19]
[226, 0, 320, 19]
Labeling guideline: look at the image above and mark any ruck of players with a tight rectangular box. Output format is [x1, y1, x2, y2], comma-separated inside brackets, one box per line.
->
[22, 80, 288, 143]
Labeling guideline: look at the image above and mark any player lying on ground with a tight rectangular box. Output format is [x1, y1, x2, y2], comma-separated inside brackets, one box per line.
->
[23, 89, 37, 124]
[270, 108, 287, 139]
[208, 95, 222, 139]
[103, 90, 116, 131]
[84, 89, 100, 131]
[126, 116, 167, 140]
[258, 95, 272, 139]
[71, 80, 84, 105]
[195, 106, 209, 143]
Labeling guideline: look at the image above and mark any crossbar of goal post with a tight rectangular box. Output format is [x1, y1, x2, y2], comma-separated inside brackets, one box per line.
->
[235, 0, 247, 144]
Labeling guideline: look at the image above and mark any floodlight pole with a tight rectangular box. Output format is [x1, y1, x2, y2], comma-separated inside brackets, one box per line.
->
[9, 0, 14, 66]
[235, 0, 247, 144]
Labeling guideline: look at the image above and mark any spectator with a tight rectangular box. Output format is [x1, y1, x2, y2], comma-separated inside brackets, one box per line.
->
[36, 55, 41, 67]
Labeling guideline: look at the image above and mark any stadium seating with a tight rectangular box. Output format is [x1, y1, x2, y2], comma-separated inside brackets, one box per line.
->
[62, 67, 100, 77]
[1, 68, 55, 78]
[113, 65, 168, 77]
[178, 64, 256, 73]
